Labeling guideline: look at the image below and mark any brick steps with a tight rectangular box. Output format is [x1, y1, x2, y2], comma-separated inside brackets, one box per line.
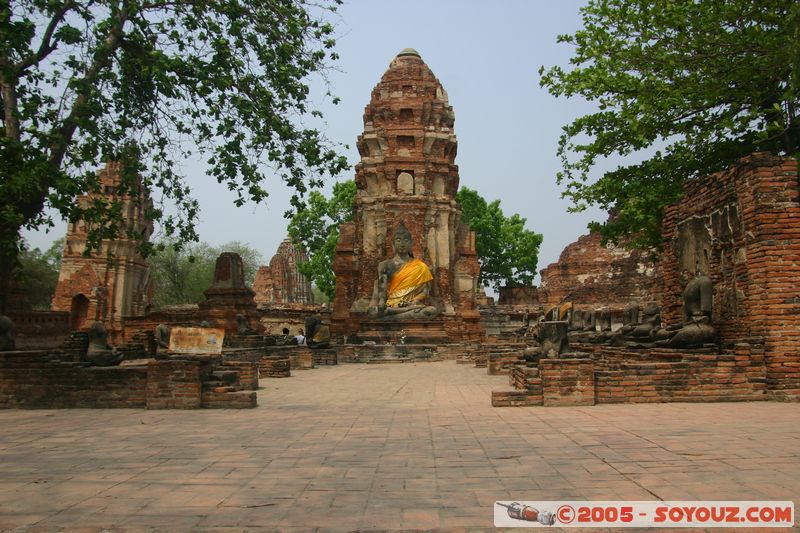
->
[199, 363, 258, 409]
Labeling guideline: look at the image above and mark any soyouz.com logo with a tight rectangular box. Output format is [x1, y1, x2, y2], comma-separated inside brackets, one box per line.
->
[494, 501, 794, 528]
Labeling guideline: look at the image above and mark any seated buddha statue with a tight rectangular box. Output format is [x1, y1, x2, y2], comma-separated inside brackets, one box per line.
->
[654, 271, 717, 348]
[367, 222, 440, 319]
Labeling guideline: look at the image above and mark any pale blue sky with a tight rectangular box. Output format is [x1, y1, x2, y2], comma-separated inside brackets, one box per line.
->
[25, 0, 608, 284]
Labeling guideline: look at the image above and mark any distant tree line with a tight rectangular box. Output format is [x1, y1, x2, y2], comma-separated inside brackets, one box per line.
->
[15, 238, 263, 310]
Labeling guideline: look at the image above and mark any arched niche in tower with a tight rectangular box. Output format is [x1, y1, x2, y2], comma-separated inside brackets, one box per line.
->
[397, 171, 415, 195]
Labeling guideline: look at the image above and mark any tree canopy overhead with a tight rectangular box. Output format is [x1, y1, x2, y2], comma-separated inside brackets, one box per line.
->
[0, 0, 348, 311]
[540, 0, 800, 249]
[457, 187, 543, 292]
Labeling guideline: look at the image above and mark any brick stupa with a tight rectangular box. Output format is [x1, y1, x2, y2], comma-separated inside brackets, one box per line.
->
[253, 238, 314, 306]
[198, 252, 261, 334]
[331, 49, 483, 342]
[52, 162, 153, 340]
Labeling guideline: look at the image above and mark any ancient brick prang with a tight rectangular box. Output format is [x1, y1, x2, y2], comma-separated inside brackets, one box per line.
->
[253, 238, 314, 306]
[331, 49, 483, 341]
[252, 266, 274, 305]
[52, 162, 153, 341]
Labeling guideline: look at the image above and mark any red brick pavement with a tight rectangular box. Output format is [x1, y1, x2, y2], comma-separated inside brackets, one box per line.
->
[0, 361, 797, 531]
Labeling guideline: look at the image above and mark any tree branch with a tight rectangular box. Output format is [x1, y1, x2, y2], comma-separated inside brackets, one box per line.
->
[49, 0, 130, 170]
[15, 0, 76, 75]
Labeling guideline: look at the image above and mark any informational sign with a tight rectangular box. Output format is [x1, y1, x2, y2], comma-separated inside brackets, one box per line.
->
[168, 327, 225, 355]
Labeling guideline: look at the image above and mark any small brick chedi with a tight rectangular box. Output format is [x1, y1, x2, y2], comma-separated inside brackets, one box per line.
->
[52, 162, 153, 339]
[199, 252, 261, 335]
[253, 238, 314, 306]
[331, 49, 483, 342]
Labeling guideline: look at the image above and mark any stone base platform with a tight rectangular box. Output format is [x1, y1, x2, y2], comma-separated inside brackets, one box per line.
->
[355, 318, 449, 344]
[337, 343, 439, 364]
[0, 350, 258, 409]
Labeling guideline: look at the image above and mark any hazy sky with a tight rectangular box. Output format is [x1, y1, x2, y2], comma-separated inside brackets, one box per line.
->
[24, 0, 608, 283]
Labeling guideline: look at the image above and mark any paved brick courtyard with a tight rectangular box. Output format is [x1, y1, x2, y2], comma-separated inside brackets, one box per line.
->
[0, 361, 798, 532]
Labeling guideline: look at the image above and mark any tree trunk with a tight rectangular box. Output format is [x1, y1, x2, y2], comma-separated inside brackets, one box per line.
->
[0, 224, 22, 315]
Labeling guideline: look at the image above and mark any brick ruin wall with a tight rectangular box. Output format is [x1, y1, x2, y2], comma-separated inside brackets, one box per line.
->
[252, 266, 274, 305]
[493, 342, 767, 407]
[537, 233, 659, 309]
[497, 286, 541, 306]
[659, 153, 800, 400]
[0, 351, 257, 409]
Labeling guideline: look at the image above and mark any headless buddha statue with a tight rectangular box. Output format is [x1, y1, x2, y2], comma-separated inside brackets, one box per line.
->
[367, 222, 439, 319]
[654, 271, 717, 348]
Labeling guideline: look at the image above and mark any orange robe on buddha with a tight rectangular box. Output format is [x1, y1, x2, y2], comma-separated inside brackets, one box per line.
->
[385, 258, 433, 307]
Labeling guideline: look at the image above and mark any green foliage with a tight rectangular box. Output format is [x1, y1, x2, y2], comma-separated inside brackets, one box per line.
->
[0, 0, 348, 311]
[148, 239, 263, 308]
[15, 238, 64, 310]
[540, 0, 800, 249]
[287, 180, 356, 300]
[457, 187, 543, 292]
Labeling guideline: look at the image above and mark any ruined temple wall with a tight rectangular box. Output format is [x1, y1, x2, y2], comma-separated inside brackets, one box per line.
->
[538, 233, 659, 309]
[498, 286, 541, 306]
[660, 153, 800, 399]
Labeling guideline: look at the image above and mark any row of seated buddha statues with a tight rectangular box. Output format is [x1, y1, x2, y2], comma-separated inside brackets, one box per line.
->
[559, 271, 718, 349]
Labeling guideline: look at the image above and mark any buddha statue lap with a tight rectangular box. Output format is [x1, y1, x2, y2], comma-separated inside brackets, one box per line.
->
[304, 315, 331, 349]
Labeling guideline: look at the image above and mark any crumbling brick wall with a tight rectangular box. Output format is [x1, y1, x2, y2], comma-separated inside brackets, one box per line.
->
[538, 233, 659, 309]
[660, 153, 800, 400]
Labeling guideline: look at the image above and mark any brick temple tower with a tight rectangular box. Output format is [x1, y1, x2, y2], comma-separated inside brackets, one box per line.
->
[331, 49, 483, 341]
[253, 238, 314, 306]
[52, 162, 153, 339]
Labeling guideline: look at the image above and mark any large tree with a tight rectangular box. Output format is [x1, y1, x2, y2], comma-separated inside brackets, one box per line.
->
[457, 187, 543, 292]
[286, 179, 355, 301]
[540, 0, 799, 249]
[0, 0, 348, 312]
[148, 239, 263, 308]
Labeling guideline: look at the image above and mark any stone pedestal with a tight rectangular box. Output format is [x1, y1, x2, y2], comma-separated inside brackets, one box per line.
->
[356, 318, 449, 344]
[541, 357, 595, 407]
